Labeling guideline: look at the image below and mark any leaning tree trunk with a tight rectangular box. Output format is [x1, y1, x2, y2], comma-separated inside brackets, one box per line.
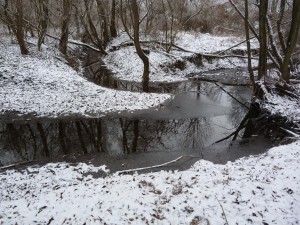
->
[131, 0, 150, 92]
[258, 0, 268, 80]
[59, 0, 71, 55]
[281, 0, 300, 83]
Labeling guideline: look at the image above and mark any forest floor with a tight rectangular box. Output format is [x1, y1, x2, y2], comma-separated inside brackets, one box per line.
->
[0, 32, 299, 224]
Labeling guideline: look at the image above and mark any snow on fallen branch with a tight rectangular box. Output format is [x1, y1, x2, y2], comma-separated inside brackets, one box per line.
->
[45, 32, 105, 54]
[115, 155, 199, 175]
[110, 40, 259, 60]
[279, 127, 300, 138]
[0, 161, 36, 170]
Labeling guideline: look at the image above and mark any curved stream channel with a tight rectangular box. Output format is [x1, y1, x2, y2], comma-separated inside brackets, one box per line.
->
[0, 54, 273, 173]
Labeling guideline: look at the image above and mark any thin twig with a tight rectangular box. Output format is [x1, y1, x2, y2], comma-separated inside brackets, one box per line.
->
[214, 82, 250, 109]
[216, 196, 230, 225]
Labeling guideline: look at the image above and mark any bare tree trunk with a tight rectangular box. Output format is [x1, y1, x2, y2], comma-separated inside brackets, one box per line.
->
[281, 0, 300, 83]
[131, 0, 150, 92]
[277, 0, 286, 51]
[96, 0, 110, 46]
[244, 0, 255, 87]
[3, 0, 12, 34]
[73, 0, 81, 38]
[110, 0, 118, 38]
[2, 0, 28, 54]
[59, 0, 71, 55]
[266, 16, 283, 69]
[15, 0, 29, 55]
[258, 0, 268, 80]
[37, 0, 49, 51]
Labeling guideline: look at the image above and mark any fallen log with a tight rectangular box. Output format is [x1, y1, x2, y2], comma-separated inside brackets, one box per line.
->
[109, 40, 259, 60]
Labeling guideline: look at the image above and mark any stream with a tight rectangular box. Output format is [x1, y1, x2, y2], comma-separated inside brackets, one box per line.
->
[0, 52, 274, 173]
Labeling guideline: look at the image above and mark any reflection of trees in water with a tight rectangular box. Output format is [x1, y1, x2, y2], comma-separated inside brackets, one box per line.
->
[119, 117, 213, 153]
[0, 116, 213, 165]
[197, 82, 250, 130]
[0, 120, 104, 165]
[225, 86, 250, 128]
[200, 82, 223, 103]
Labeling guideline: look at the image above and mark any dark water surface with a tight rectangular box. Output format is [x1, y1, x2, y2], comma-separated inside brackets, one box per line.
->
[0, 52, 273, 172]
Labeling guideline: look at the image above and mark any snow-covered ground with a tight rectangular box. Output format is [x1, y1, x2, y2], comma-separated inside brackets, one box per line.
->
[103, 32, 259, 82]
[0, 37, 171, 119]
[0, 141, 299, 224]
[262, 83, 300, 122]
[265, 96, 300, 122]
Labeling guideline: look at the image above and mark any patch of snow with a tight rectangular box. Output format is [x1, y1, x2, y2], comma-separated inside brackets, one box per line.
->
[176, 32, 257, 54]
[0, 37, 171, 118]
[0, 141, 299, 224]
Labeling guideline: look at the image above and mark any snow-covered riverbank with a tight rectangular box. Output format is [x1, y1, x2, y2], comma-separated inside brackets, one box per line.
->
[0, 141, 299, 224]
[103, 32, 259, 82]
[0, 37, 171, 119]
